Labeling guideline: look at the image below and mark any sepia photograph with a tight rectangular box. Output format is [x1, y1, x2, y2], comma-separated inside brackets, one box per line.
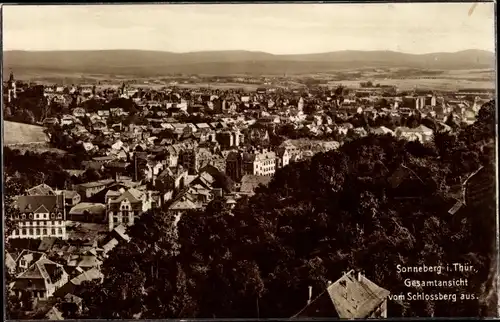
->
[2, 2, 497, 320]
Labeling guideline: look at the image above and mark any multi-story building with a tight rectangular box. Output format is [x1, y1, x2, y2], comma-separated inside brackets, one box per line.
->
[225, 151, 243, 182]
[7, 71, 16, 103]
[10, 194, 68, 240]
[242, 149, 276, 176]
[216, 129, 242, 149]
[226, 149, 277, 182]
[179, 147, 213, 175]
[276, 146, 291, 169]
[402, 96, 426, 110]
[106, 188, 153, 231]
[12, 258, 69, 300]
[164, 145, 180, 168]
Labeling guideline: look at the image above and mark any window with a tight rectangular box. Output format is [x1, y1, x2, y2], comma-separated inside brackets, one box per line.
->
[50, 213, 55, 219]
[123, 216, 128, 224]
[22, 214, 26, 219]
[29, 213, 33, 219]
[51, 221, 55, 225]
[20, 260, 26, 266]
[22, 229, 26, 235]
[58, 228, 63, 234]
[14, 214, 19, 220]
[29, 228, 33, 235]
[36, 228, 40, 235]
[43, 228, 47, 235]
[52, 228, 56, 235]
[35, 214, 38, 220]
[57, 213, 62, 219]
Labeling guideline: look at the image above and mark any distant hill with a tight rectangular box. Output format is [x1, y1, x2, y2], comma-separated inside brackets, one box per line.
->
[3, 49, 495, 77]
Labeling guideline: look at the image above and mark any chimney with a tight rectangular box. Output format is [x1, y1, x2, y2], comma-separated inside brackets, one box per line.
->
[357, 271, 363, 282]
[307, 286, 312, 305]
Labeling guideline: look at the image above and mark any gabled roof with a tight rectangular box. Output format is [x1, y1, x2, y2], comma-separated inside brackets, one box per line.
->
[15, 248, 46, 262]
[70, 267, 103, 285]
[293, 270, 390, 319]
[26, 183, 56, 196]
[108, 188, 144, 204]
[13, 258, 65, 291]
[17, 195, 64, 213]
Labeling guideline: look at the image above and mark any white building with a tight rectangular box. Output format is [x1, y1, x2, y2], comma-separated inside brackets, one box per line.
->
[10, 194, 67, 240]
[107, 188, 153, 231]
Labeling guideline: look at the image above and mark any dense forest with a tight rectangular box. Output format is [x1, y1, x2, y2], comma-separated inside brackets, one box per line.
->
[59, 101, 496, 319]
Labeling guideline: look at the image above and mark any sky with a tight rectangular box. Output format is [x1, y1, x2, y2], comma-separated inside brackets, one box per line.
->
[2, 3, 496, 54]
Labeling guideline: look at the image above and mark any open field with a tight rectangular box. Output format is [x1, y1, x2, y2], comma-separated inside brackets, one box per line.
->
[329, 78, 495, 91]
[3, 121, 50, 146]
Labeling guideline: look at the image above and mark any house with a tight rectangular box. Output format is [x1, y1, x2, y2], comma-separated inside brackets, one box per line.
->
[55, 190, 81, 207]
[247, 149, 276, 177]
[276, 146, 291, 168]
[144, 161, 165, 183]
[10, 194, 67, 240]
[216, 130, 242, 148]
[293, 270, 390, 319]
[7, 250, 47, 276]
[75, 179, 114, 200]
[164, 145, 181, 167]
[107, 188, 153, 231]
[179, 147, 213, 175]
[68, 203, 106, 223]
[66, 254, 102, 270]
[26, 183, 56, 196]
[155, 165, 189, 201]
[168, 192, 204, 217]
[394, 125, 434, 143]
[11, 258, 69, 300]
[53, 267, 104, 298]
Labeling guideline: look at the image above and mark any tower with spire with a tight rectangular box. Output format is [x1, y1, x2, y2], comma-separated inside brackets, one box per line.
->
[7, 71, 16, 103]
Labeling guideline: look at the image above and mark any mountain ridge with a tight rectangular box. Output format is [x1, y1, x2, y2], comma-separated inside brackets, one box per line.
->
[3, 49, 495, 76]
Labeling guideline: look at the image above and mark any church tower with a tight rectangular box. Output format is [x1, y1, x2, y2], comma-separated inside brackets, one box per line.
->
[7, 71, 16, 103]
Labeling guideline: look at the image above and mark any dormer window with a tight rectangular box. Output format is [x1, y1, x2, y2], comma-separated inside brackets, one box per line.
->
[57, 213, 62, 219]
[22, 214, 26, 219]
[29, 213, 33, 219]
[51, 213, 55, 219]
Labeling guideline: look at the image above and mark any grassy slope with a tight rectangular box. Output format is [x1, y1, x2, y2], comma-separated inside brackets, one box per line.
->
[3, 121, 49, 146]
